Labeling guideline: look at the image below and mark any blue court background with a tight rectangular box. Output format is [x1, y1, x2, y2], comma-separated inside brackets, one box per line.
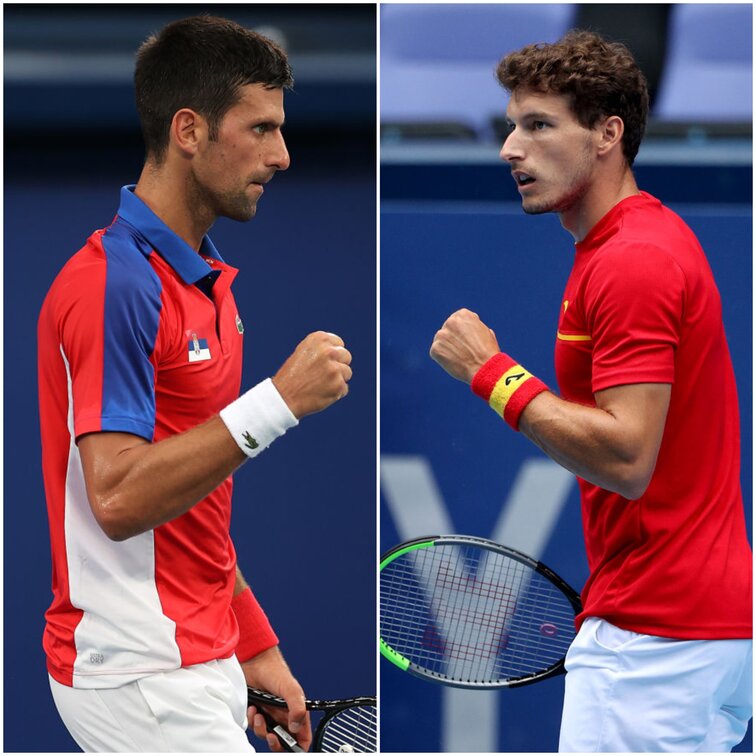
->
[4, 5, 376, 752]
[381, 183, 752, 749]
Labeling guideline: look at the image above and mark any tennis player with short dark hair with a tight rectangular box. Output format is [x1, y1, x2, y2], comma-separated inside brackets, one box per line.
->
[38, 15, 352, 752]
[430, 30, 752, 752]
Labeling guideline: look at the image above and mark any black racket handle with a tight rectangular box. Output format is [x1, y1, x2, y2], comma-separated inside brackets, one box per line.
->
[258, 708, 305, 753]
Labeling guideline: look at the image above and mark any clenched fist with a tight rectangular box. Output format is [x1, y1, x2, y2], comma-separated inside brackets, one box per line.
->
[430, 309, 500, 384]
[273, 332, 352, 419]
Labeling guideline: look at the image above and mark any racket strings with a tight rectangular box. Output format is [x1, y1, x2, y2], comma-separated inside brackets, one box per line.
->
[380, 543, 576, 684]
[317, 705, 378, 753]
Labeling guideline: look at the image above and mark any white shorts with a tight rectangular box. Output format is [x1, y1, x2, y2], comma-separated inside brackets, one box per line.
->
[49, 656, 254, 752]
[559, 617, 752, 752]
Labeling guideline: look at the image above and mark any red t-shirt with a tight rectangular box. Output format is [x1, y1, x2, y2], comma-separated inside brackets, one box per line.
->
[555, 192, 751, 639]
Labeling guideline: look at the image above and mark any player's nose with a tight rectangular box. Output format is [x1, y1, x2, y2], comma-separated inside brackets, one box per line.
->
[500, 130, 524, 164]
[270, 130, 290, 171]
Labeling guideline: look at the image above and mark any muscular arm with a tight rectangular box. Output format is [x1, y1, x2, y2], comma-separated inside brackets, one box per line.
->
[519, 383, 670, 500]
[79, 418, 245, 541]
[80, 331, 352, 541]
[431, 308, 670, 500]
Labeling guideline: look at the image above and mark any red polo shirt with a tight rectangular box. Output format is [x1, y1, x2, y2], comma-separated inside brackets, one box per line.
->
[555, 192, 751, 639]
[38, 186, 272, 688]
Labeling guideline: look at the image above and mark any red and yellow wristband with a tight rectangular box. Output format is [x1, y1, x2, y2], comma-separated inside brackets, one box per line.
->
[471, 353, 549, 431]
[232, 587, 279, 663]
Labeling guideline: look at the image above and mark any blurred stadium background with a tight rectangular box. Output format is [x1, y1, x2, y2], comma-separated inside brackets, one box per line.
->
[4, 4, 375, 752]
[380, 3, 752, 752]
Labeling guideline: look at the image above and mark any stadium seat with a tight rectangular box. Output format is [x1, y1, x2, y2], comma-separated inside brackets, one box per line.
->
[381, 4, 576, 139]
[654, 4, 752, 122]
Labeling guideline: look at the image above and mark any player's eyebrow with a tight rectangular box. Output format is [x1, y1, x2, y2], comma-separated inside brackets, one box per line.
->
[251, 118, 286, 130]
[506, 110, 556, 125]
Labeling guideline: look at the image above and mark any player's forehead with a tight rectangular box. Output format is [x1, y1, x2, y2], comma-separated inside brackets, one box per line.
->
[225, 82, 286, 124]
[505, 88, 573, 123]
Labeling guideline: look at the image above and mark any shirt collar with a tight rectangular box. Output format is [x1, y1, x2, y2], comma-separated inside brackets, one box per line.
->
[116, 185, 224, 285]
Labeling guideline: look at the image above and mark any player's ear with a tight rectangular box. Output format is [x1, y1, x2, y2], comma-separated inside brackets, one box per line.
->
[169, 108, 208, 157]
[596, 115, 624, 158]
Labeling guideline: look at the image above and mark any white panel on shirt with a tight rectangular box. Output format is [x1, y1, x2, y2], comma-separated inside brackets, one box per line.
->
[61, 346, 182, 688]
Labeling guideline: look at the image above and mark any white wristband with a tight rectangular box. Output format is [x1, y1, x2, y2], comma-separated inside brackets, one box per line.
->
[219, 378, 298, 458]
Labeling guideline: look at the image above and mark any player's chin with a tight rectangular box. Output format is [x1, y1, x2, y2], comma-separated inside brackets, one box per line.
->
[520, 189, 561, 216]
[223, 201, 258, 223]
[521, 199, 553, 216]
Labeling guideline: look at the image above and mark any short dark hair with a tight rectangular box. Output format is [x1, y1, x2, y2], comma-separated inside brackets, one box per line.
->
[135, 15, 294, 163]
[496, 30, 649, 166]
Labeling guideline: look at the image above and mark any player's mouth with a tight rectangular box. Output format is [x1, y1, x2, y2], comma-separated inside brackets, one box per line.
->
[249, 173, 275, 192]
[513, 171, 536, 190]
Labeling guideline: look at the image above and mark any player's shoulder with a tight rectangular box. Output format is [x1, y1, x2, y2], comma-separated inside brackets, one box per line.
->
[590, 235, 684, 280]
[51, 216, 152, 277]
[44, 216, 163, 321]
[585, 230, 688, 300]
[591, 199, 696, 278]
[42, 227, 109, 312]
[101, 216, 163, 288]
[611, 194, 700, 258]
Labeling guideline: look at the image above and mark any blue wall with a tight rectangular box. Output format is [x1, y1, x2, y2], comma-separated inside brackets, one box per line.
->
[5, 160, 376, 751]
[380, 199, 752, 752]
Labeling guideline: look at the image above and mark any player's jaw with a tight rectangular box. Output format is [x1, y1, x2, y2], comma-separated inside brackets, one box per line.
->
[220, 185, 263, 221]
[211, 171, 278, 222]
[510, 152, 594, 217]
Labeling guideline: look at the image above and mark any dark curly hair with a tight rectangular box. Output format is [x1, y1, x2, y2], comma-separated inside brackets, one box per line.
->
[496, 30, 648, 166]
[135, 15, 293, 163]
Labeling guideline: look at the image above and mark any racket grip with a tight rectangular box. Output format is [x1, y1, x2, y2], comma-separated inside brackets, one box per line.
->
[259, 709, 305, 753]
[271, 724, 305, 753]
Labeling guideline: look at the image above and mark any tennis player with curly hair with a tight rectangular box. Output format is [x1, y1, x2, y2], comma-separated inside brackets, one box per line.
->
[430, 30, 751, 752]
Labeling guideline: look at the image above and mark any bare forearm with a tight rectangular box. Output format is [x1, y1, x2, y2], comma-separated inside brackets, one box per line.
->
[83, 417, 246, 540]
[81, 331, 353, 542]
[430, 310, 669, 500]
[519, 391, 661, 500]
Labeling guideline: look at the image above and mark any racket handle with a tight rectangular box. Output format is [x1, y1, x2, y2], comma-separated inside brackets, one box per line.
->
[259, 709, 305, 753]
[270, 723, 304, 753]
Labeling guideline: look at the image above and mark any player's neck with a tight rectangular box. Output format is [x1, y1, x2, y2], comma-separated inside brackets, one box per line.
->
[559, 167, 639, 244]
[134, 162, 213, 252]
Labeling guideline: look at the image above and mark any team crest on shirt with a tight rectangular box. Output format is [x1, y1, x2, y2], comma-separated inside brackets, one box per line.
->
[187, 331, 212, 362]
[235, 314, 244, 334]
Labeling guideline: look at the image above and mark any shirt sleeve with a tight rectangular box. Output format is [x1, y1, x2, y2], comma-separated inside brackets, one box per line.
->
[59, 236, 163, 441]
[583, 241, 686, 393]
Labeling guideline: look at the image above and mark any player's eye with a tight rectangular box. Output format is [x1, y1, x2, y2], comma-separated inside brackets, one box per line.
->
[533, 121, 548, 131]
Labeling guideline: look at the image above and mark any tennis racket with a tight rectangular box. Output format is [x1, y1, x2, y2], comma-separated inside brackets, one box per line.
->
[380, 534, 582, 689]
[247, 687, 377, 753]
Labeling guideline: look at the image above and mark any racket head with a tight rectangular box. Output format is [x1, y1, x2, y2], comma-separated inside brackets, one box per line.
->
[312, 699, 377, 753]
[380, 534, 582, 689]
